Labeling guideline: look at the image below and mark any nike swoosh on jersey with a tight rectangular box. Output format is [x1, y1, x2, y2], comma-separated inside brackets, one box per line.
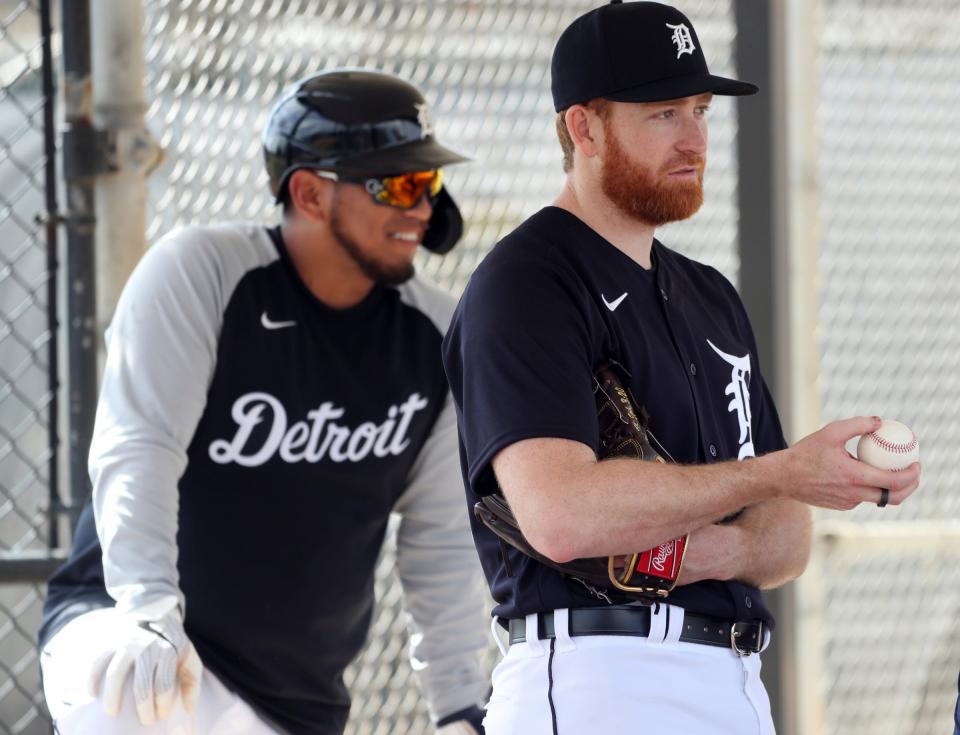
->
[261, 312, 297, 330]
[601, 292, 628, 311]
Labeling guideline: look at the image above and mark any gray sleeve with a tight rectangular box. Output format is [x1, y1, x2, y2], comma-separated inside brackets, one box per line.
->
[89, 224, 272, 620]
[392, 277, 489, 721]
[393, 394, 489, 722]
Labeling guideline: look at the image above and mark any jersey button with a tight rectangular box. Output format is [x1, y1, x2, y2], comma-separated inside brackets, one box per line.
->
[745, 595, 753, 609]
[689, 363, 697, 376]
[660, 288, 669, 301]
[709, 444, 718, 457]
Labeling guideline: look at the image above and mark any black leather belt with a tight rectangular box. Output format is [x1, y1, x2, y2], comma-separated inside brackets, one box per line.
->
[507, 605, 764, 656]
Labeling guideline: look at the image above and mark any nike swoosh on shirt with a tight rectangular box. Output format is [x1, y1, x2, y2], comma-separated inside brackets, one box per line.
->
[261, 312, 297, 330]
[601, 292, 628, 311]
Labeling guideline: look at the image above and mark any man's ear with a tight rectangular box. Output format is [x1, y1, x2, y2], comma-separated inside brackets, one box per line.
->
[565, 104, 603, 160]
[287, 169, 332, 222]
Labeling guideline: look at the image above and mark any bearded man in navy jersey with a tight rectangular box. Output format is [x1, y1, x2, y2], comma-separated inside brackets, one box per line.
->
[443, 3, 921, 733]
[38, 70, 488, 735]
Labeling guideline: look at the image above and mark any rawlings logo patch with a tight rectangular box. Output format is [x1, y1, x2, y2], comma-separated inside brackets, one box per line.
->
[637, 536, 686, 580]
[651, 540, 674, 571]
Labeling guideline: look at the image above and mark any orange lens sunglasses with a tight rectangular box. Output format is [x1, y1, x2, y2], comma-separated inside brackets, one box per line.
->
[313, 169, 443, 209]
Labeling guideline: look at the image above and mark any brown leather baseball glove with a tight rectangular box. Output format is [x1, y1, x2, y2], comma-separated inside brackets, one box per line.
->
[474, 361, 687, 598]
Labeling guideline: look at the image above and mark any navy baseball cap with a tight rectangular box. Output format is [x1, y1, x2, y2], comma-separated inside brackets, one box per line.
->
[551, 0, 758, 112]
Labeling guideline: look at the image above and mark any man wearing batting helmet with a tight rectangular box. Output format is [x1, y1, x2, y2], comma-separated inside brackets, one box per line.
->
[39, 69, 488, 735]
[443, 2, 921, 732]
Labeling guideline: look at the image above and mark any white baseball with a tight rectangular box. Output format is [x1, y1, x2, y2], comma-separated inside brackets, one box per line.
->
[856, 419, 919, 471]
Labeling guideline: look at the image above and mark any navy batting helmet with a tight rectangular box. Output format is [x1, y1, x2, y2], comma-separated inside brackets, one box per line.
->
[263, 69, 469, 254]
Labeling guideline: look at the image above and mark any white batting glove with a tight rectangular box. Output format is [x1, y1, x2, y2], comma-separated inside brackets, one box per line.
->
[87, 612, 203, 725]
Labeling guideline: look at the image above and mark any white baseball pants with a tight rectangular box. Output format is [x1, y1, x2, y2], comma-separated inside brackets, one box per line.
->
[483, 604, 776, 735]
[40, 608, 281, 735]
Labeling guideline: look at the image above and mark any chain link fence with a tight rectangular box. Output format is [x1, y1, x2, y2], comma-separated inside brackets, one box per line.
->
[0, 0, 56, 732]
[816, 0, 960, 732]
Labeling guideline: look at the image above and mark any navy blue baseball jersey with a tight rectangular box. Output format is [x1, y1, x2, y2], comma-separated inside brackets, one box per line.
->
[40, 223, 487, 734]
[443, 206, 787, 626]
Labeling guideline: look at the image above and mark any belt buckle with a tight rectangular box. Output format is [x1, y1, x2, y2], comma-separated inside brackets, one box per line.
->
[730, 621, 761, 657]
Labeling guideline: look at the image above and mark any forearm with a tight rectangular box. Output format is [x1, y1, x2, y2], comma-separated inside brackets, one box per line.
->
[395, 517, 488, 720]
[675, 498, 811, 589]
[496, 438, 787, 562]
[394, 397, 488, 720]
[726, 498, 812, 589]
[558, 458, 782, 557]
[497, 416, 921, 565]
[92, 431, 186, 617]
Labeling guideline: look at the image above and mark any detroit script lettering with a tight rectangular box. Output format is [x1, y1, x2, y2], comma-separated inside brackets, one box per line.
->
[208, 392, 430, 466]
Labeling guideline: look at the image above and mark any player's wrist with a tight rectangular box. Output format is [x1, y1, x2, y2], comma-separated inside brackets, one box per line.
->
[748, 450, 793, 502]
[117, 592, 184, 624]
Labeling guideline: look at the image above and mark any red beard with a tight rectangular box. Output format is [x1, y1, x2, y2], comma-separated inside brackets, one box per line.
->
[600, 118, 705, 227]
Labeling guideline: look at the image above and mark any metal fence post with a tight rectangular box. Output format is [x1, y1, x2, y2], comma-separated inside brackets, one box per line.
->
[733, 1, 788, 731]
[734, 1, 824, 734]
[39, 0, 60, 553]
[59, 0, 102, 527]
[90, 0, 161, 326]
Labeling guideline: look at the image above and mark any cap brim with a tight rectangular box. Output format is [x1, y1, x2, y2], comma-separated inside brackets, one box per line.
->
[340, 138, 471, 176]
[603, 74, 758, 103]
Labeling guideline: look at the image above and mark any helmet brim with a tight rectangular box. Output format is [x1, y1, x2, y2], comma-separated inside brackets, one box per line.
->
[337, 137, 471, 176]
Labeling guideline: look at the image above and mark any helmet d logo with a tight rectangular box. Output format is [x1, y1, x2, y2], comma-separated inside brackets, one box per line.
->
[666, 22, 696, 58]
[415, 102, 434, 139]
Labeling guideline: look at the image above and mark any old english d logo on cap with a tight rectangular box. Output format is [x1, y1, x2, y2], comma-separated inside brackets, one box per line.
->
[414, 102, 434, 139]
[551, 1, 758, 112]
[666, 21, 696, 58]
